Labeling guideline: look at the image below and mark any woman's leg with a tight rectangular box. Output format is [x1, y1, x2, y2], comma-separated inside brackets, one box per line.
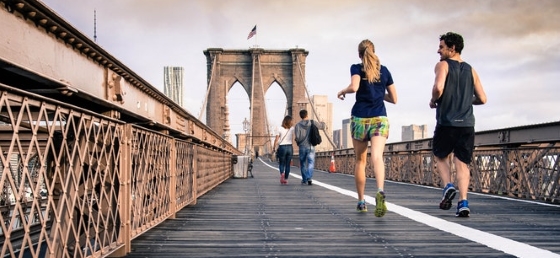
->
[353, 139, 368, 201]
[285, 146, 293, 180]
[277, 145, 286, 174]
[370, 136, 387, 190]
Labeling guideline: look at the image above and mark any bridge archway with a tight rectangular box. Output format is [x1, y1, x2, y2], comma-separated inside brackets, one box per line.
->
[203, 48, 309, 155]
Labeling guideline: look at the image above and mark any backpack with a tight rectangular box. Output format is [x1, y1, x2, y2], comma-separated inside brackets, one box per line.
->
[308, 120, 322, 146]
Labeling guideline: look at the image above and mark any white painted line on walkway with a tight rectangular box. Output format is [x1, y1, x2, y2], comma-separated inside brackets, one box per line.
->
[262, 162, 560, 258]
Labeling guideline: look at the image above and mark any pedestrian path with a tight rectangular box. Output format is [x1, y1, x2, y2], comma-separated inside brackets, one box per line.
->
[125, 158, 560, 258]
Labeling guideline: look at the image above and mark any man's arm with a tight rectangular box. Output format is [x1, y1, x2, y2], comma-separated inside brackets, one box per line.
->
[472, 68, 487, 105]
[293, 124, 302, 145]
[429, 61, 448, 108]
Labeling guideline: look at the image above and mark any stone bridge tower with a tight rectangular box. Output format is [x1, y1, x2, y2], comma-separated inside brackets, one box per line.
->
[203, 48, 308, 155]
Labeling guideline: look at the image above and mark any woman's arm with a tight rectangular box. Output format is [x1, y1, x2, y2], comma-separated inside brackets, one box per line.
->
[337, 74, 361, 100]
[384, 84, 397, 104]
[273, 134, 280, 148]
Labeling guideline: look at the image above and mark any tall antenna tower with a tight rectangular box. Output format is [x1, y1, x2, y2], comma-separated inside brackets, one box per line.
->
[93, 9, 97, 42]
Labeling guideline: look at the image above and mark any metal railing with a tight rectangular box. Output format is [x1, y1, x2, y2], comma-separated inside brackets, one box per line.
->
[315, 136, 560, 204]
[0, 85, 234, 257]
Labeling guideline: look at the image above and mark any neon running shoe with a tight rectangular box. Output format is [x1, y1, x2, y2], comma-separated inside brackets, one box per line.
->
[375, 191, 387, 217]
[456, 200, 470, 217]
[439, 183, 456, 210]
[356, 200, 367, 212]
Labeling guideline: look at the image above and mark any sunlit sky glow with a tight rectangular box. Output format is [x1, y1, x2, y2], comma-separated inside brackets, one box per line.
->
[41, 0, 560, 143]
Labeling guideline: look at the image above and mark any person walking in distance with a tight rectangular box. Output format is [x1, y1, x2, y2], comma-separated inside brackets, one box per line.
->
[273, 115, 294, 184]
[294, 109, 321, 185]
[337, 39, 397, 217]
[430, 32, 487, 217]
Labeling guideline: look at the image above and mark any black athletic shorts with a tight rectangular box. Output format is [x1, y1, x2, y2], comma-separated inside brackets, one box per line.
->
[432, 125, 475, 164]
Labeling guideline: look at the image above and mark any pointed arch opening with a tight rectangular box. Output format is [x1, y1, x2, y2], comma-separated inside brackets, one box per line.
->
[264, 81, 288, 142]
[227, 81, 250, 146]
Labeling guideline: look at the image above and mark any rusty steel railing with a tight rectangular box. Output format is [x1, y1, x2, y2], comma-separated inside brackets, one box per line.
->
[0, 85, 235, 257]
[0, 0, 241, 256]
[316, 135, 560, 204]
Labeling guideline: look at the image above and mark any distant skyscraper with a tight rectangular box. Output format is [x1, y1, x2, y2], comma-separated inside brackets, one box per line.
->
[309, 95, 333, 152]
[298, 95, 334, 151]
[333, 129, 341, 149]
[402, 124, 428, 141]
[341, 118, 352, 149]
[163, 66, 184, 107]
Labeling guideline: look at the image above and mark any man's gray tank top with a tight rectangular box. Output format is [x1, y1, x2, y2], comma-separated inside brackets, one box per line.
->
[435, 59, 475, 127]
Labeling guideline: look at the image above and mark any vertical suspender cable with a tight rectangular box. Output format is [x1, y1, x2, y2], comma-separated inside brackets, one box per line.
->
[199, 56, 217, 121]
[249, 53, 255, 155]
[295, 55, 337, 150]
[257, 55, 273, 153]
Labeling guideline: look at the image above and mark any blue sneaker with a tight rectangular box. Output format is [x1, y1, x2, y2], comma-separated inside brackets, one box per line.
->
[439, 183, 456, 210]
[356, 200, 367, 212]
[456, 200, 470, 217]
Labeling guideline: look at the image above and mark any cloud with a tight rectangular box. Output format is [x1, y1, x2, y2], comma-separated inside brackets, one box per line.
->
[39, 0, 560, 145]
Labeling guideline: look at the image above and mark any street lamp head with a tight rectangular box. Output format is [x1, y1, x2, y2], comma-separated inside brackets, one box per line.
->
[242, 117, 250, 133]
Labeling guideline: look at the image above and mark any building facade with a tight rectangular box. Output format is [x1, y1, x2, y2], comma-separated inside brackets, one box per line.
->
[341, 118, 352, 149]
[401, 124, 428, 141]
[298, 95, 334, 151]
[163, 66, 184, 107]
[332, 129, 341, 149]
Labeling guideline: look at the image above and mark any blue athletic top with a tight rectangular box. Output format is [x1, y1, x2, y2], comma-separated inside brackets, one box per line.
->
[350, 64, 394, 118]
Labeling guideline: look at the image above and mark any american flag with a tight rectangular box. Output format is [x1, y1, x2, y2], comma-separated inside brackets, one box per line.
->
[247, 25, 256, 40]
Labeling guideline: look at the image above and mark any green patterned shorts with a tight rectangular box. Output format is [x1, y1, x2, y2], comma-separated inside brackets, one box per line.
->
[351, 116, 390, 141]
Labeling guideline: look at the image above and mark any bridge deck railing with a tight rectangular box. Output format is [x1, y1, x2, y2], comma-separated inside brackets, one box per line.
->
[315, 139, 560, 204]
[0, 84, 234, 258]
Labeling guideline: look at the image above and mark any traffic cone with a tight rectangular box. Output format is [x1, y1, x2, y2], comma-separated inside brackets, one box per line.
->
[329, 153, 336, 173]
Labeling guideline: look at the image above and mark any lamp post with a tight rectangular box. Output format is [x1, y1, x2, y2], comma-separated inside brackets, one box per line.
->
[297, 98, 308, 111]
[242, 117, 250, 155]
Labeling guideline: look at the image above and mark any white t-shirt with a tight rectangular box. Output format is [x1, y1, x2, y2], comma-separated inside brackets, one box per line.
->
[277, 127, 294, 145]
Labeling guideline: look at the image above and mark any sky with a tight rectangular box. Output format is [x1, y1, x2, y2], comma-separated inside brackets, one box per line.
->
[40, 0, 560, 144]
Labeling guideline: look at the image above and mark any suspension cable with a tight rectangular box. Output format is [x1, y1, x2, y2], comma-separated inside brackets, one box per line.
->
[295, 55, 337, 150]
[257, 55, 273, 153]
[199, 55, 217, 121]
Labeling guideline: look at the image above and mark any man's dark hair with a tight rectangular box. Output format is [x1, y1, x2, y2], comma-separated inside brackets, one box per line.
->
[299, 109, 308, 119]
[440, 32, 464, 54]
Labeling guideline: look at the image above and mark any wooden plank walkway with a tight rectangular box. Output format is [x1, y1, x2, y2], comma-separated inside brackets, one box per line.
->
[125, 158, 560, 258]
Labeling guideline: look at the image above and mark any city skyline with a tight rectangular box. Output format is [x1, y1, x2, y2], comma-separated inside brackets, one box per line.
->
[41, 0, 560, 143]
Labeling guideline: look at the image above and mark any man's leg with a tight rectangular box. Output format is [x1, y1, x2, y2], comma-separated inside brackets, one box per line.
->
[435, 155, 456, 210]
[306, 149, 315, 184]
[453, 156, 471, 217]
[435, 155, 452, 184]
[299, 147, 307, 183]
[454, 157, 470, 200]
